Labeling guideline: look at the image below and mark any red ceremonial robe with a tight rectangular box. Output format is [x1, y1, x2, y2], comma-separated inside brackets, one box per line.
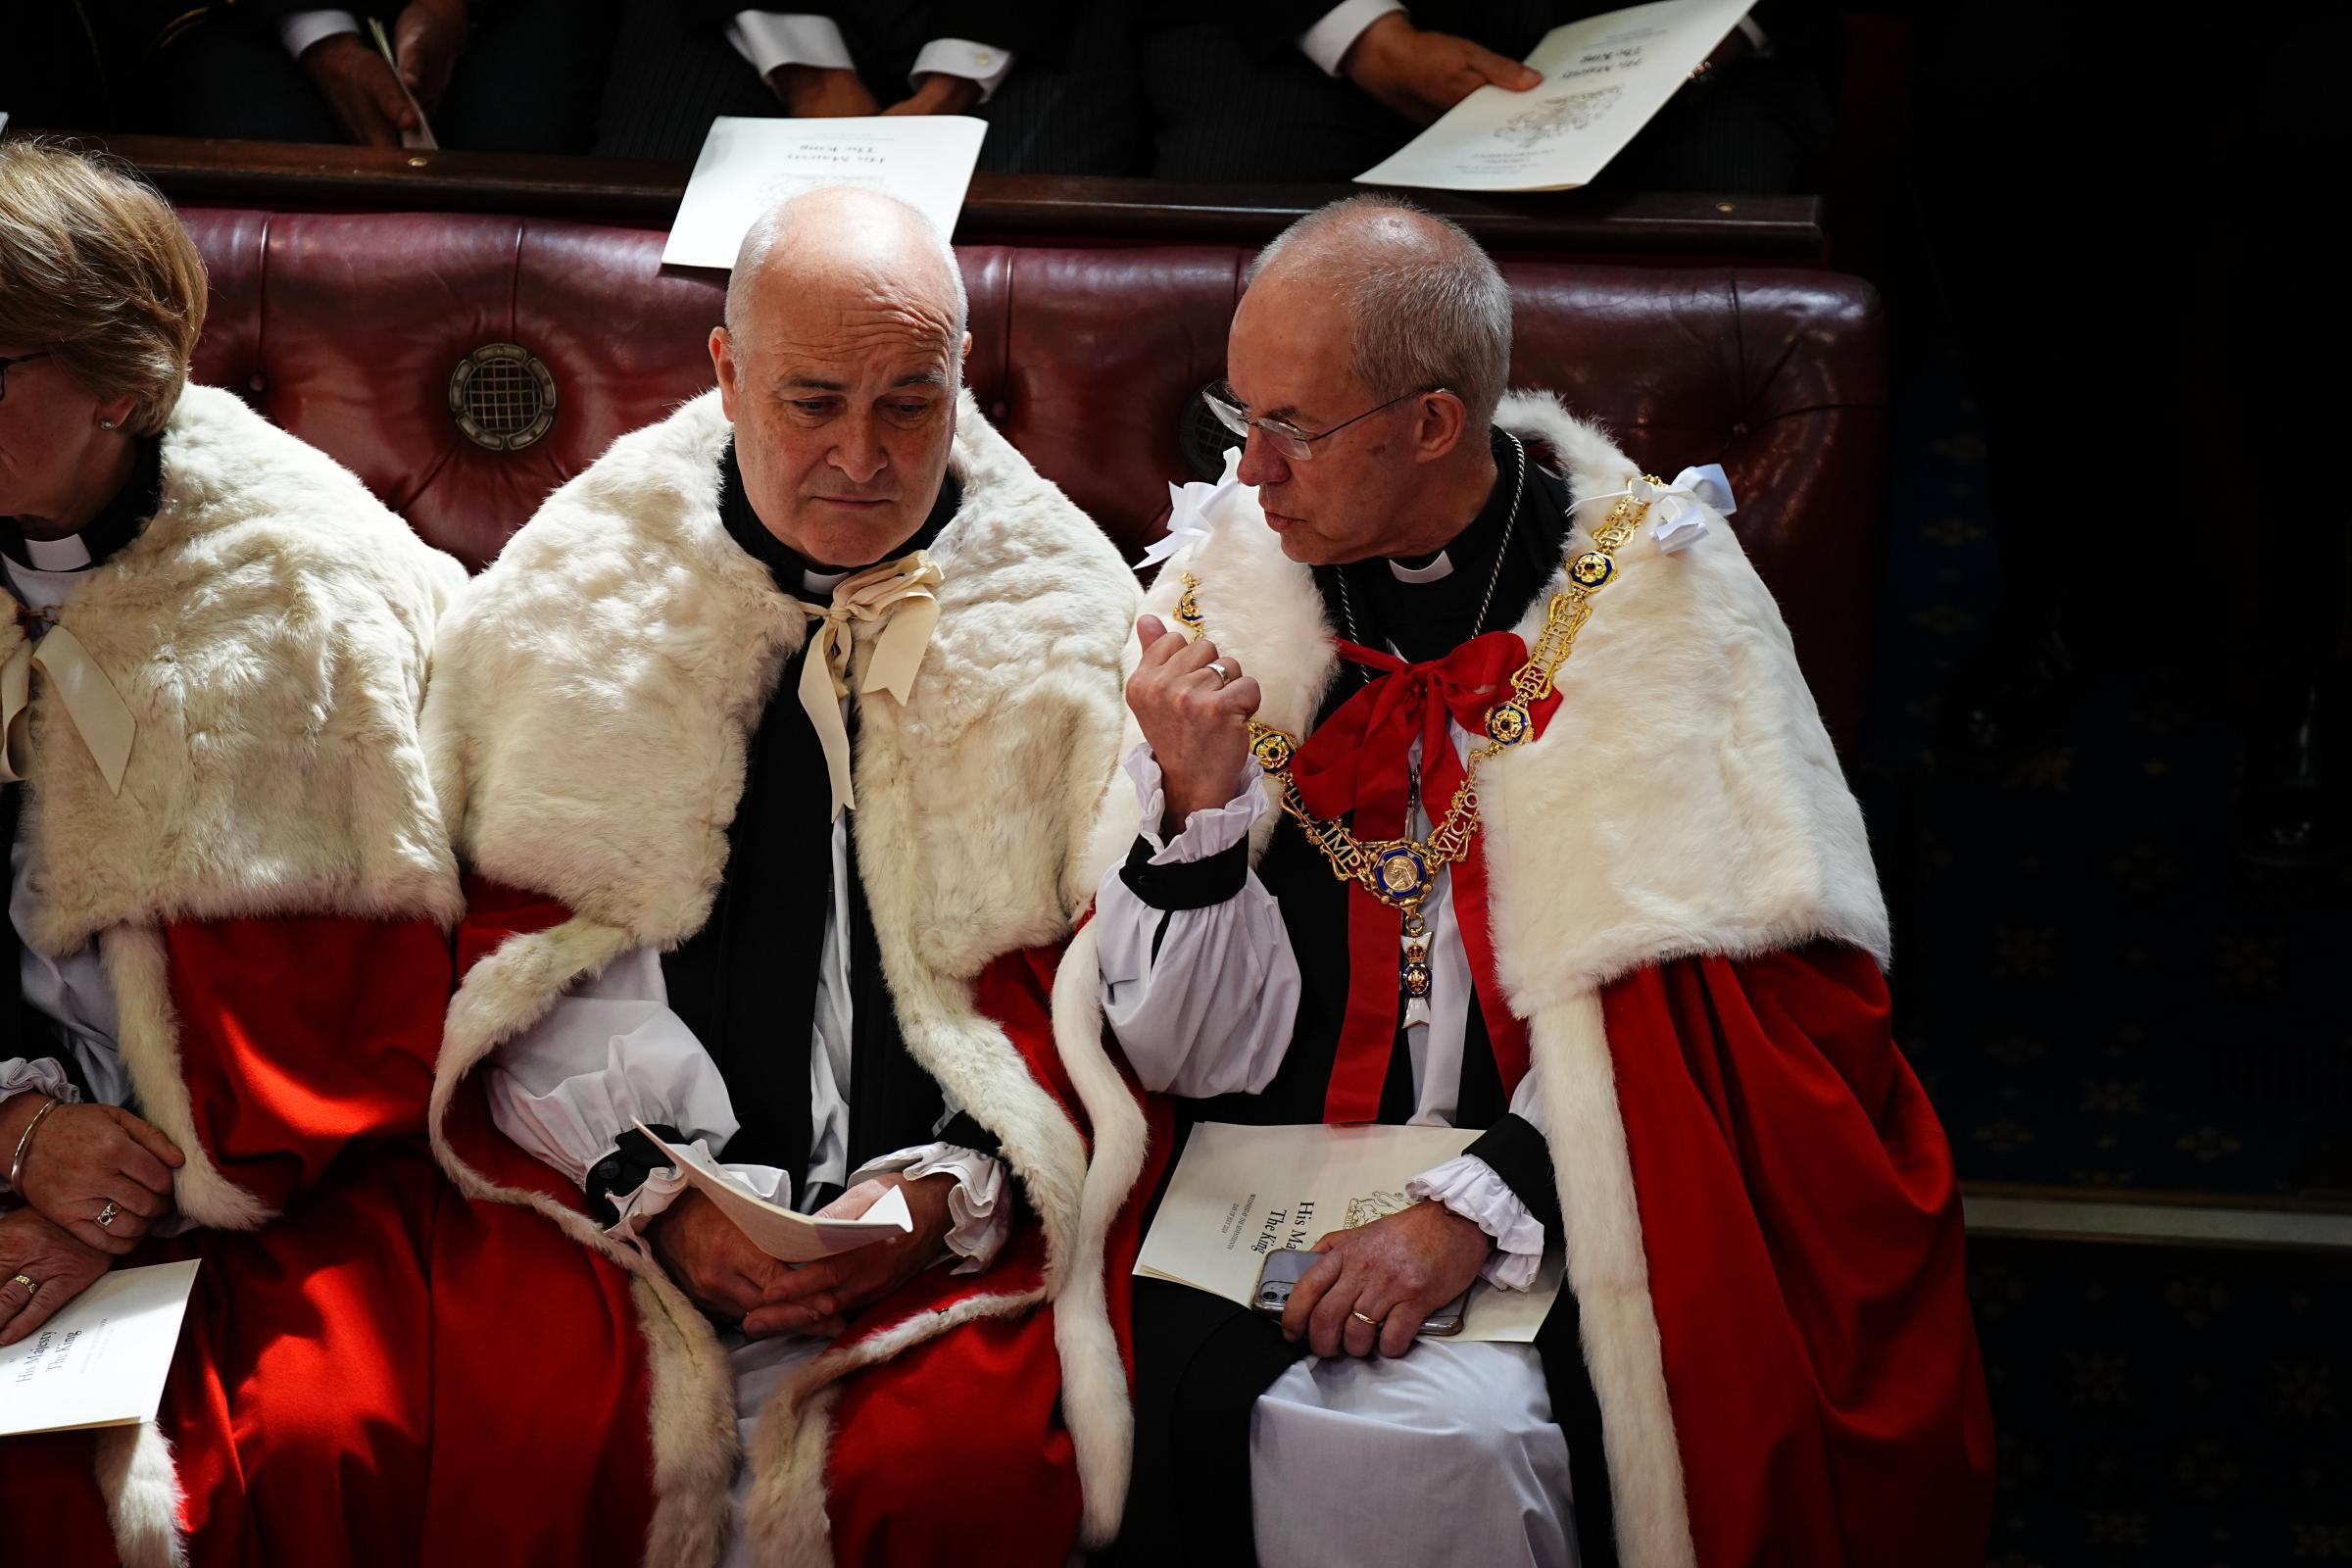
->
[10, 917, 658, 1568]
[1600, 944, 1991, 1565]
[418, 388, 1149, 1564]
[1053, 388, 1995, 1567]
[444, 881, 1173, 1568]
[0, 384, 656, 1566]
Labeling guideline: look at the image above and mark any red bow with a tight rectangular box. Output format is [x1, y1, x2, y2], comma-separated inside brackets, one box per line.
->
[1285, 633, 1559, 1122]
[1290, 631, 1532, 836]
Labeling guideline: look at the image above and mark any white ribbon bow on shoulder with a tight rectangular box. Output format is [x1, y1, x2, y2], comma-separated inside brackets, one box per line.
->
[1631, 464, 1737, 554]
[1136, 454, 1246, 570]
[1, 621, 135, 796]
[792, 550, 946, 820]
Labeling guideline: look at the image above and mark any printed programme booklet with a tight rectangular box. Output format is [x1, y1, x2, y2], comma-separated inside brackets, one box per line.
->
[1358, 0, 1754, 193]
[1135, 1121, 1562, 1342]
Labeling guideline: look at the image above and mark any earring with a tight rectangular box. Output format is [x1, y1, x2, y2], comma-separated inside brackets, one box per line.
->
[99, 417, 118, 430]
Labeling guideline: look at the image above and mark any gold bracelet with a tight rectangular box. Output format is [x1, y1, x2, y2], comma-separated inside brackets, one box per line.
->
[7, 1096, 63, 1193]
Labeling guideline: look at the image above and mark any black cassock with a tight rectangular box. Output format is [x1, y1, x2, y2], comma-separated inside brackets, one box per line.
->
[585, 443, 999, 1220]
[1110, 432, 1616, 1568]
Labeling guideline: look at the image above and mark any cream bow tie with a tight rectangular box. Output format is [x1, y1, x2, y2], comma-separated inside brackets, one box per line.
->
[1, 617, 135, 795]
[793, 550, 945, 819]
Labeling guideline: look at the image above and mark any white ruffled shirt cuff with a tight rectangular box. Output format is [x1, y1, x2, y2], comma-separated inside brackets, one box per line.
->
[849, 1142, 1009, 1273]
[603, 1139, 1007, 1275]
[1407, 1153, 1544, 1290]
[1298, 0, 1404, 75]
[0, 1058, 79, 1195]
[1124, 744, 1269, 861]
[601, 1138, 785, 1260]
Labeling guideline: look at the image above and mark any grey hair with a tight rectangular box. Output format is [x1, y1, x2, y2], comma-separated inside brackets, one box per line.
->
[722, 186, 969, 380]
[1245, 194, 1511, 430]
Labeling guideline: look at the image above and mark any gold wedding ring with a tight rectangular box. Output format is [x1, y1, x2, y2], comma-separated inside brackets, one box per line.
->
[1349, 1308, 1383, 1328]
[8, 1274, 32, 1292]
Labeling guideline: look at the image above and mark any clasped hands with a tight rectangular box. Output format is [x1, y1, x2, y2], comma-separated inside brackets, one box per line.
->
[0, 1096, 184, 1346]
[648, 1169, 958, 1340]
[766, 67, 981, 119]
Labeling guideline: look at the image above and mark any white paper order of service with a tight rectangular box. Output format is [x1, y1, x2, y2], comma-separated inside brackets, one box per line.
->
[1357, 0, 1755, 192]
[1135, 1122, 1563, 1342]
[632, 1120, 911, 1263]
[663, 115, 988, 270]
[0, 1259, 199, 1438]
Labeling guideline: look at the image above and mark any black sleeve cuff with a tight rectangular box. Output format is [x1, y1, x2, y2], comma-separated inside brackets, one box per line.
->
[936, 1110, 1004, 1161]
[584, 1122, 688, 1228]
[1116, 831, 1250, 911]
[1462, 1113, 1563, 1240]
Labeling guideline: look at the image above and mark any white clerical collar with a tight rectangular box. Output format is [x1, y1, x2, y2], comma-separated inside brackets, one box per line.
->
[802, 565, 851, 597]
[1387, 550, 1454, 585]
[24, 532, 93, 572]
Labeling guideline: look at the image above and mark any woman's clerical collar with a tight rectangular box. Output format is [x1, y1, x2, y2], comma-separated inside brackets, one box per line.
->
[717, 438, 959, 602]
[1, 433, 165, 574]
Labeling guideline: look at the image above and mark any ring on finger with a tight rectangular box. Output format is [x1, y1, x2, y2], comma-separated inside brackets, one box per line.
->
[8, 1274, 33, 1293]
[1348, 1307, 1384, 1329]
[95, 1200, 122, 1229]
[1206, 659, 1233, 686]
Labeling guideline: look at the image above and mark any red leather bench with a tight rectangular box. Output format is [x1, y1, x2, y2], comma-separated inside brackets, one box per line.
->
[175, 208, 1886, 744]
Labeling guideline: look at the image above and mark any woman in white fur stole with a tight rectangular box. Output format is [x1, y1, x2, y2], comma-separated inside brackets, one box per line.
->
[0, 143, 665, 1566]
[421, 189, 1156, 1568]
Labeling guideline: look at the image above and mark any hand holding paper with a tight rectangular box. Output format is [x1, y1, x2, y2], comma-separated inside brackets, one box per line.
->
[631, 1121, 910, 1265]
[0, 1259, 198, 1437]
[1136, 1122, 1564, 1343]
[1355, 0, 1755, 192]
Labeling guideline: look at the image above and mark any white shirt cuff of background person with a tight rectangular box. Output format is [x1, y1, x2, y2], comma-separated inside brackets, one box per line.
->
[1297, 0, 1405, 75]
[728, 14, 1014, 102]
[279, 10, 362, 59]
[909, 38, 1012, 100]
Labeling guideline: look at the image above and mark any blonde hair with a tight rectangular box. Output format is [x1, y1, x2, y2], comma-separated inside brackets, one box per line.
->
[0, 141, 207, 435]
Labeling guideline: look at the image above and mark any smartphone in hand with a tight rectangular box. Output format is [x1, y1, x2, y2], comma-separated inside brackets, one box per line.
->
[1253, 1248, 1470, 1337]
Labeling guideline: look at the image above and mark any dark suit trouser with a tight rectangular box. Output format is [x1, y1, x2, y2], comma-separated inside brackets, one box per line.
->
[593, 0, 1148, 174]
[153, 1, 619, 153]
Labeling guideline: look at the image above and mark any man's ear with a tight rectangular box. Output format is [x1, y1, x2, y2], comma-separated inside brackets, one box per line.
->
[1413, 390, 1472, 464]
[710, 326, 738, 420]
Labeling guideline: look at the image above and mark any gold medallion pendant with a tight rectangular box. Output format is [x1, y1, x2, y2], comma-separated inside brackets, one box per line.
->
[1178, 474, 1661, 1003]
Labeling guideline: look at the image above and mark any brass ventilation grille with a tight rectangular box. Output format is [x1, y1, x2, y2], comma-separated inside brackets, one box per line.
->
[449, 343, 557, 452]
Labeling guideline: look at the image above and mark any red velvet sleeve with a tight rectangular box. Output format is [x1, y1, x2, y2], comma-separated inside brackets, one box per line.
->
[1601, 944, 1995, 1568]
[163, 913, 454, 1213]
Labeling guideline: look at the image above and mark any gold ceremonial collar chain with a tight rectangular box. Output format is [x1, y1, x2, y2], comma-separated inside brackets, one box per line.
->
[1177, 476, 1658, 1001]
